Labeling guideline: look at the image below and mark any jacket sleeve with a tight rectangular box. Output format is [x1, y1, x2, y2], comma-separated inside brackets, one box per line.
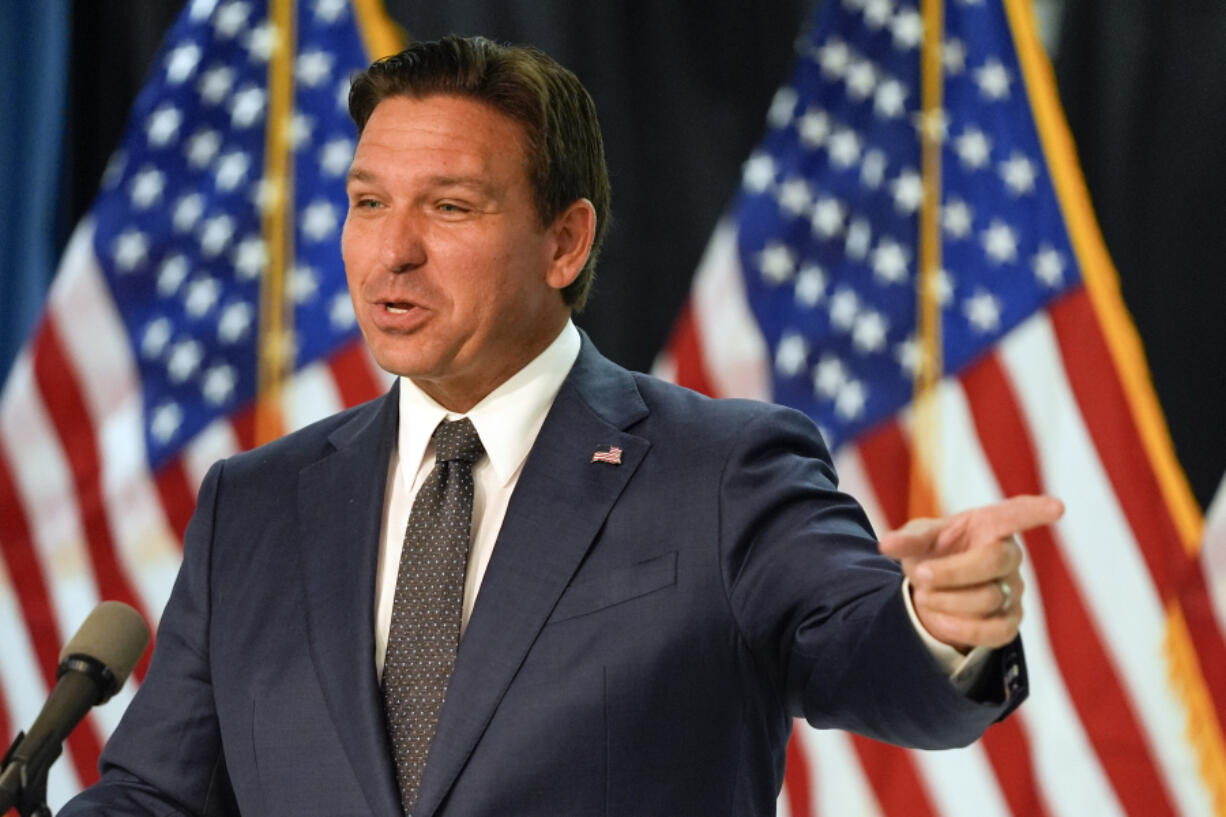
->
[58, 460, 239, 816]
[718, 404, 1026, 749]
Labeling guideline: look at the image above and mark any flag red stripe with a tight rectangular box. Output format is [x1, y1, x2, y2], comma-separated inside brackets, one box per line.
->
[784, 727, 814, 817]
[0, 452, 105, 787]
[31, 320, 156, 682]
[154, 459, 196, 548]
[230, 405, 256, 451]
[962, 351, 1177, 817]
[329, 340, 387, 406]
[1049, 290, 1226, 731]
[979, 716, 1052, 817]
[855, 421, 913, 528]
[850, 736, 938, 817]
[666, 301, 717, 398]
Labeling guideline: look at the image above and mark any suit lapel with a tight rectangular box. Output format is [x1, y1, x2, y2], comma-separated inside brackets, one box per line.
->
[297, 387, 404, 817]
[411, 342, 650, 817]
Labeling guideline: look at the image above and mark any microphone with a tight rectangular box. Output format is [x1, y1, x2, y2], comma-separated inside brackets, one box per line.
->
[0, 601, 150, 816]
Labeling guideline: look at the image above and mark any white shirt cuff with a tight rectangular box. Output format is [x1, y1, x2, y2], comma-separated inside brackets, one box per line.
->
[901, 577, 992, 691]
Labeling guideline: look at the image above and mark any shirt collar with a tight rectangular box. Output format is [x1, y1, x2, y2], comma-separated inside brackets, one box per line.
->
[396, 319, 581, 488]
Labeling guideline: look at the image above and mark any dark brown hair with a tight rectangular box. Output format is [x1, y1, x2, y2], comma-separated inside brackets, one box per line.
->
[348, 35, 610, 310]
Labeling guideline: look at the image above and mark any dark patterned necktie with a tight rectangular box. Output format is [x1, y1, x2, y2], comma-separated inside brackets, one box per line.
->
[382, 417, 485, 814]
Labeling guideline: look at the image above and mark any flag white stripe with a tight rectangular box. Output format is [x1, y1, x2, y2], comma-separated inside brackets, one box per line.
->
[999, 314, 1214, 817]
[283, 359, 346, 432]
[182, 417, 242, 493]
[801, 729, 884, 817]
[691, 222, 771, 402]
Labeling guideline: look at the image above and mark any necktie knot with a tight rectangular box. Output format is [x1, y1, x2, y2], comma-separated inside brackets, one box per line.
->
[432, 417, 484, 465]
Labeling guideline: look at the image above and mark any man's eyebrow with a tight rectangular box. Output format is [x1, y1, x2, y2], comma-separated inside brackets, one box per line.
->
[344, 168, 497, 198]
[426, 175, 499, 198]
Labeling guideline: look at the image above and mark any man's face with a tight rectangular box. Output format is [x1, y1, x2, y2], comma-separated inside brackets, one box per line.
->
[342, 94, 574, 411]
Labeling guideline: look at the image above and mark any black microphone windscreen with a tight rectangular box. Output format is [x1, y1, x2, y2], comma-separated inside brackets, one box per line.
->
[58, 601, 151, 688]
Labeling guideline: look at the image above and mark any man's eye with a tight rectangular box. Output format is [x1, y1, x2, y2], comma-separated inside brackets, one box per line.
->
[438, 202, 470, 214]
[355, 198, 381, 209]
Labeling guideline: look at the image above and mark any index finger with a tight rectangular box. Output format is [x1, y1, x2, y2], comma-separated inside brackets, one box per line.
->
[878, 517, 944, 561]
[937, 494, 1064, 552]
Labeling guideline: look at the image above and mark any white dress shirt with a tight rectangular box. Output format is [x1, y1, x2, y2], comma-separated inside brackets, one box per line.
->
[374, 321, 581, 678]
[372, 319, 986, 683]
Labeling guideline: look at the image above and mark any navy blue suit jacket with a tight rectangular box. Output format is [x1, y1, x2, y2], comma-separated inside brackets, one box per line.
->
[62, 338, 1025, 816]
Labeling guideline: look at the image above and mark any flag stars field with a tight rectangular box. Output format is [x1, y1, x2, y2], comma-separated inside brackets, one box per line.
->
[113, 230, 150, 272]
[213, 1, 251, 38]
[129, 168, 166, 209]
[811, 196, 845, 239]
[217, 301, 254, 344]
[157, 255, 189, 296]
[173, 194, 206, 232]
[954, 126, 992, 169]
[775, 334, 810, 376]
[213, 151, 250, 191]
[859, 149, 887, 188]
[798, 108, 832, 147]
[229, 86, 267, 129]
[794, 264, 827, 306]
[874, 79, 908, 118]
[312, 0, 348, 24]
[184, 277, 222, 318]
[871, 237, 910, 284]
[320, 138, 354, 176]
[141, 318, 173, 360]
[974, 58, 1013, 100]
[942, 197, 974, 239]
[233, 237, 267, 280]
[198, 65, 235, 104]
[165, 43, 202, 84]
[244, 21, 277, 63]
[186, 129, 222, 168]
[296, 50, 335, 86]
[980, 219, 1019, 264]
[962, 288, 1003, 333]
[301, 200, 339, 241]
[290, 265, 321, 303]
[146, 105, 183, 147]
[1032, 246, 1067, 287]
[999, 152, 1038, 195]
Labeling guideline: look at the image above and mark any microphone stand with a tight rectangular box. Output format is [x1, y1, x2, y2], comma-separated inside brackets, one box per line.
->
[0, 730, 53, 817]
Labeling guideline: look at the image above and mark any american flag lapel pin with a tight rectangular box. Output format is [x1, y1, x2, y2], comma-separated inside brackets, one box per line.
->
[590, 445, 623, 465]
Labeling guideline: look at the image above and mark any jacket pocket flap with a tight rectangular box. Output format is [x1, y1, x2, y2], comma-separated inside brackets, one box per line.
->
[549, 552, 677, 623]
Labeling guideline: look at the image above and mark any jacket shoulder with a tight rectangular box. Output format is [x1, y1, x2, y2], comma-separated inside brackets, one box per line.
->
[220, 389, 392, 479]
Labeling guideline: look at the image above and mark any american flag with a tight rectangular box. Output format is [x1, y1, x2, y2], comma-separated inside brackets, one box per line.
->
[656, 0, 1226, 815]
[0, 0, 399, 808]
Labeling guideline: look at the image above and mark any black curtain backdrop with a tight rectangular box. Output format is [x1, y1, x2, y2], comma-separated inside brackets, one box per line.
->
[1055, 0, 1226, 509]
[57, 0, 1226, 508]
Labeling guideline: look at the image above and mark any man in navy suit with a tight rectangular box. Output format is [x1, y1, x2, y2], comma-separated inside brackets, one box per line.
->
[62, 36, 1060, 816]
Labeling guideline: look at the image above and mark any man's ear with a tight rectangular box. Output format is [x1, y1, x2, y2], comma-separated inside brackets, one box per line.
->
[544, 198, 597, 292]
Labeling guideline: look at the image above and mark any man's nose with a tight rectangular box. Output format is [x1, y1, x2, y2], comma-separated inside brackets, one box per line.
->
[379, 209, 427, 273]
